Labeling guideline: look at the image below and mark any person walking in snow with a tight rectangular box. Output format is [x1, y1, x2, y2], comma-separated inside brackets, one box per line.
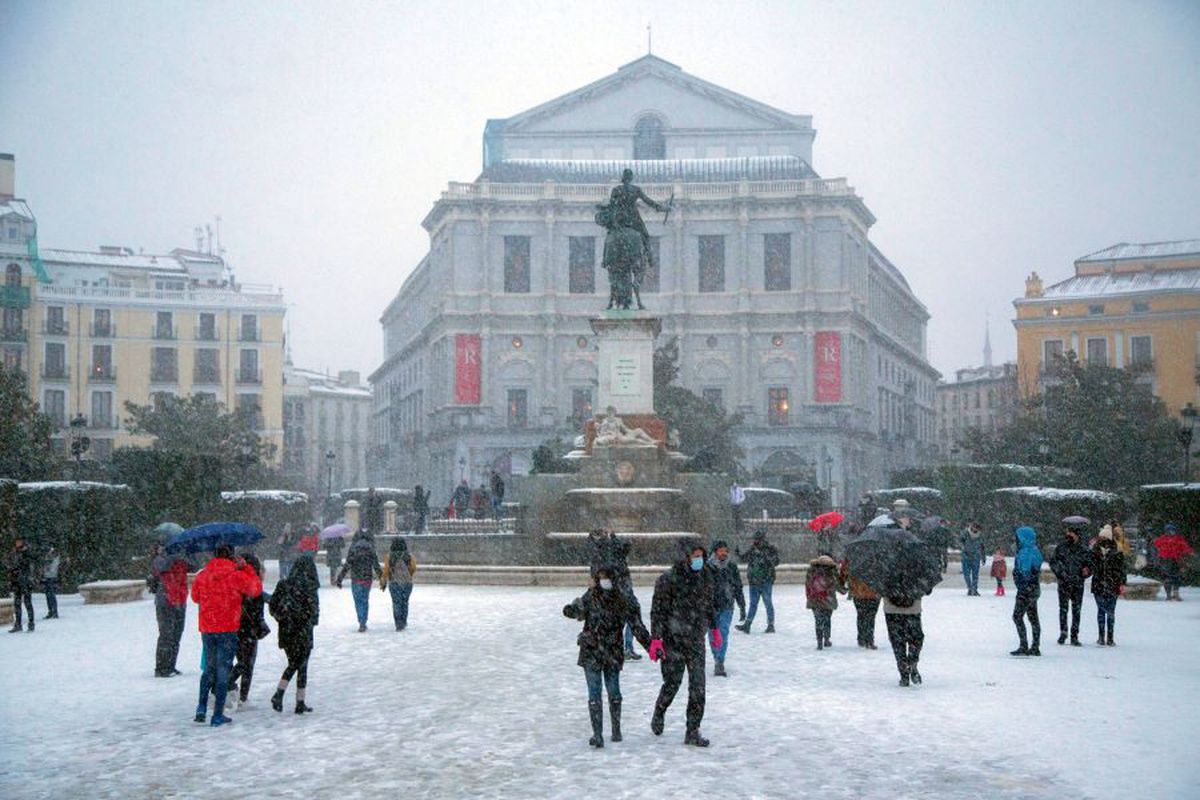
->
[805, 554, 842, 650]
[149, 542, 190, 676]
[1049, 524, 1091, 646]
[412, 484, 431, 534]
[735, 529, 779, 634]
[707, 540, 745, 676]
[451, 479, 471, 519]
[730, 481, 746, 535]
[269, 554, 320, 714]
[563, 566, 652, 748]
[335, 529, 384, 632]
[990, 547, 1008, 596]
[1154, 523, 1194, 601]
[883, 590, 925, 687]
[325, 534, 344, 586]
[41, 544, 63, 619]
[276, 522, 297, 582]
[839, 557, 880, 648]
[191, 544, 263, 726]
[383, 537, 417, 630]
[1091, 525, 1127, 646]
[959, 522, 986, 596]
[228, 553, 269, 709]
[6, 538, 37, 633]
[649, 541, 720, 746]
[489, 471, 506, 521]
[586, 528, 642, 660]
[1010, 526, 1044, 657]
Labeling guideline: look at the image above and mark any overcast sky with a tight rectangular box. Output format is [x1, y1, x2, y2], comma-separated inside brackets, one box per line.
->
[2, 0, 1197, 380]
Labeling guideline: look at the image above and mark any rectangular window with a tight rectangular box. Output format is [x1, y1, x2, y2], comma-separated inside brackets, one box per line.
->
[43, 342, 66, 378]
[91, 391, 113, 429]
[764, 233, 791, 291]
[641, 237, 661, 293]
[698, 235, 725, 293]
[1131, 301, 1150, 314]
[503, 236, 531, 293]
[197, 312, 217, 341]
[151, 347, 178, 382]
[236, 393, 263, 429]
[767, 387, 789, 426]
[151, 391, 174, 412]
[506, 388, 528, 428]
[45, 306, 66, 335]
[1130, 335, 1152, 366]
[238, 349, 260, 384]
[1088, 304, 1105, 316]
[702, 387, 724, 410]
[3, 347, 21, 371]
[195, 348, 220, 383]
[571, 387, 593, 424]
[193, 391, 216, 405]
[43, 389, 66, 427]
[92, 309, 112, 337]
[1042, 340, 1064, 366]
[91, 344, 113, 380]
[568, 236, 595, 294]
[155, 311, 174, 339]
[1085, 337, 1107, 366]
[240, 314, 258, 342]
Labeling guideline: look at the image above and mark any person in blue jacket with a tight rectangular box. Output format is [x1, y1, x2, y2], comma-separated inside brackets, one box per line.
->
[1010, 526, 1044, 657]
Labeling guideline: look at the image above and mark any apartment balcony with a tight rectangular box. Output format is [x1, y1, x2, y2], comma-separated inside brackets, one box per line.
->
[90, 322, 115, 338]
[0, 326, 26, 342]
[43, 321, 69, 336]
[89, 416, 116, 431]
[88, 364, 117, 383]
[0, 285, 30, 309]
[195, 327, 219, 342]
[152, 326, 177, 340]
[41, 365, 69, 381]
[238, 329, 260, 343]
[236, 368, 262, 385]
[193, 368, 221, 384]
[150, 367, 178, 383]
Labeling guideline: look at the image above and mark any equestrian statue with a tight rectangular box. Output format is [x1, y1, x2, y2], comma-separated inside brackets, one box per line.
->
[594, 169, 672, 310]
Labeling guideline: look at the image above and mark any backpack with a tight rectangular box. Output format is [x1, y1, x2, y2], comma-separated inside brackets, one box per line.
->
[807, 571, 831, 602]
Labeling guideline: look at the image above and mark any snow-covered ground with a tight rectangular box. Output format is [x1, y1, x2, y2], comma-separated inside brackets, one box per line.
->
[2, 575, 1197, 799]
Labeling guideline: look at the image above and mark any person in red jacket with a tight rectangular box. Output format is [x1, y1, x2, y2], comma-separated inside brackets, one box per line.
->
[191, 544, 262, 727]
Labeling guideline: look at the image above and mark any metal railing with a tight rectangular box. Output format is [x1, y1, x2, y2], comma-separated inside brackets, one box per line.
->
[236, 368, 262, 385]
[88, 365, 117, 383]
[152, 325, 177, 340]
[150, 367, 178, 383]
[90, 322, 115, 338]
[43, 321, 69, 336]
[41, 365, 68, 380]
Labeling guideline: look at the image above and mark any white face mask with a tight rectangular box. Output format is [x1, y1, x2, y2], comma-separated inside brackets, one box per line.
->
[599, 579, 613, 591]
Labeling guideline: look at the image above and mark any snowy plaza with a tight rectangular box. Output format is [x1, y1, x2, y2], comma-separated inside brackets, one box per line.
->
[1, 574, 1197, 800]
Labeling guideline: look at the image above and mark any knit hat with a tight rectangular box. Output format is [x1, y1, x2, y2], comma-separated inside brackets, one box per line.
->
[1098, 525, 1114, 541]
[811, 554, 837, 567]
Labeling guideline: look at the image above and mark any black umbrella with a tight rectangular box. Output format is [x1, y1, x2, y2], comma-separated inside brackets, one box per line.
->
[844, 524, 944, 601]
[919, 515, 953, 548]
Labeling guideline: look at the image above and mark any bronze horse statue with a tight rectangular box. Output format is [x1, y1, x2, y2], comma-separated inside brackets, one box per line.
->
[594, 203, 646, 310]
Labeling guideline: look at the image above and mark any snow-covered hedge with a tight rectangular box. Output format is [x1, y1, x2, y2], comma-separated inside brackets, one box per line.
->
[219, 489, 312, 556]
[1138, 484, 1200, 585]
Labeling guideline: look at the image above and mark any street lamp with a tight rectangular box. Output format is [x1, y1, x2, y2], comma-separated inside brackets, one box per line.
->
[458, 456, 466, 481]
[325, 450, 336, 497]
[1180, 403, 1198, 485]
[68, 413, 89, 483]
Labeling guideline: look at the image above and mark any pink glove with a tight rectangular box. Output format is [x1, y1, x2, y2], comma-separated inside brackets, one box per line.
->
[648, 639, 665, 662]
[1118, 585, 1126, 596]
[710, 628, 723, 650]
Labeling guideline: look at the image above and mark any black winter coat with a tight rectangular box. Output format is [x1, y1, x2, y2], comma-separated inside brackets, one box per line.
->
[651, 560, 717, 645]
[1090, 544, 1126, 598]
[737, 542, 780, 586]
[1050, 538, 1091, 585]
[563, 587, 650, 670]
[587, 534, 631, 581]
[336, 537, 382, 584]
[709, 557, 746, 615]
[6, 548, 38, 591]
[269, 574, 319, 657]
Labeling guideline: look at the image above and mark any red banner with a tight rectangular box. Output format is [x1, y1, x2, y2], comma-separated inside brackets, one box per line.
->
[454, 334, 481, 405]
[814, 331, 842, 403]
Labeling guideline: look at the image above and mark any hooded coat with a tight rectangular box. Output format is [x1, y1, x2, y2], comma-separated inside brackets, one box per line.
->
[651, 545, 717, 646]
[383, 539, 416, 587]
[563, 585, 651, 670]
[270, 557, 320, 658]
[1012, 527, 1044, 597]
[586, 533, 631, 581]
[805, 556, 841, 611]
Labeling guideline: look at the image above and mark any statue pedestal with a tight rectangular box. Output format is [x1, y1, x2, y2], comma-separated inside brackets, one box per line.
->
[590, 313, 661, 416]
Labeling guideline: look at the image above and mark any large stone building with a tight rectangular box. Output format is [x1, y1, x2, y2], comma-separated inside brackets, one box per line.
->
[282, 363, 372, 496]
[0, 154, 287, 460]
[1014, 240, 1200, 412]
[370, 56, 939, 504]
[935, 331, 1019, 456]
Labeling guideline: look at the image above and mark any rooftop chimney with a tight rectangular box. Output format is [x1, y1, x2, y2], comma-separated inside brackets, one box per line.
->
[0, 154, 14, 200]
[1024, 271, 1043, 298]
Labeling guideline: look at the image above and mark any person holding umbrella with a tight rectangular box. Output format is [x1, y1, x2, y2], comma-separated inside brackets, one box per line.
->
[191, 544, 263, 726]
[1049, 520, 1091, 646]
[1010, 526, 1044, 657]
[1153, 524, 1194, 601]
[149, 531, 190, 677]
[269, 554, 320, 714]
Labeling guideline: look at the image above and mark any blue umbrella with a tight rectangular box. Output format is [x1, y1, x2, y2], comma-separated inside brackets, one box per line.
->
[165, 522, 263, 554]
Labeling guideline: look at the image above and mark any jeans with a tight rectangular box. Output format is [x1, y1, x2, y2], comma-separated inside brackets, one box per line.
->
[1095, 594, 1117, 638]
[155, 599, 187, 675]
[1057, 582, 1085, 638]
[43, 578, 59, 617]
[12, 587, 34, 629]
[853, 597, 880, 645]
[710, 608, 733, 662]
[1013, 588, 1041, 648]
[812, 609, 832, 644]
[746, 583, 775, 624]
[491, 496, 504, 520]
[197, 632, 238, 717]
[415, 511, 427, 534]
[962, 556, 981, 594]
[389, 582, 413, 628]
[885, 613, 923, 676]
[655, 638, 706, 734]
[351, 581, 371, 626]
[584, 665, 621, 703]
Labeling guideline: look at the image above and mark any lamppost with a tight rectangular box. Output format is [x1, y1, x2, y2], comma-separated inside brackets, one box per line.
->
[68, 413, 89, 483]
[458, 456, 466, 482]
[325, 450, 336, 497]
[1181, 403, 1198, 485]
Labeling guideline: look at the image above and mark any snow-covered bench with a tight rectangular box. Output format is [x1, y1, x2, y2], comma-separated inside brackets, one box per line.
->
[0, 597, 12, 625]
[78, 580, 146, 604]
[1122, 577, 1161, 601]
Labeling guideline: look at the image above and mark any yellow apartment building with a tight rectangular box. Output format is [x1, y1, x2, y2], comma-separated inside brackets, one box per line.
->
[1013, 240, 1200, 413]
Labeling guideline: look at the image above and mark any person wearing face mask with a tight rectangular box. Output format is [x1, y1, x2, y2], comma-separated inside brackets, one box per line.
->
[562, 566, 651, 748]
[648, 541, 719, 747]
[1049, 524, 1091, 646]
[1090, 525, 1127, 646]
[707, 540, 745, 676]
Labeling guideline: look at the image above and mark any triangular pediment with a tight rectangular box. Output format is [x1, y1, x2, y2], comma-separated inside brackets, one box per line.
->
[501, 55, 809, 134]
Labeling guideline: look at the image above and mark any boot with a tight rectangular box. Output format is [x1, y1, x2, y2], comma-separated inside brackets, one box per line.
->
[824, 638, 832, 648]
[1029, 645, 1041, 656]
[609, 700, 622, 742]
[271, 687, 285, 713]
[998, 584, 1006, 596]
[735, 621, 751, 634]
[1106, 633, 1115, 646]
[1070, 636, 1081, 646]
[624, 648, 642, 661]
[295, 688, 312, 714]
[8, 625, 20, 633]
[650, 705, 665, 736]
[1010, 646, 1030, 656]
[898, 665, 910, 687]
[588, 700, 604, 748]
[1057, 633, 1067, 645]
[765, 622, 776, 633]
[684, 730, 710, 747]
[1096, 636, 1106, 646]
[714, 659, 726, 676]
[910, 666, 922, 685]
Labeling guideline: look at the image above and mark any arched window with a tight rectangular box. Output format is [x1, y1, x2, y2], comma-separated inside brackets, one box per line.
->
[633, 115, 666, 160]
[5, 263, 20, 286]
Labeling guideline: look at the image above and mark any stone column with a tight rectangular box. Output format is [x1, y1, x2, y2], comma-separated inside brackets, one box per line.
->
[384, 500, 398, 534]
[343, 499, 361, 532]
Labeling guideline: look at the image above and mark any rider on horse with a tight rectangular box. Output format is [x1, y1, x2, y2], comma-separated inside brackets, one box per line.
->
[595, 169, 670, 310]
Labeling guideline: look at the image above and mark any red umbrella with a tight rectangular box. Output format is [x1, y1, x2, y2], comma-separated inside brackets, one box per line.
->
[809, 511, 845, 532]
[1153, 534, 1195, 561]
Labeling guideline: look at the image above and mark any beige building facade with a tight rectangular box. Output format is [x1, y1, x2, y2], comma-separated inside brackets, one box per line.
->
[282, 364, 372, 496]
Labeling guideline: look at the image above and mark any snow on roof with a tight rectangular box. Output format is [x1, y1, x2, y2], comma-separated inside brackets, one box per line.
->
[1141, 483, 1200, 491]
[479, 156, 818, 184]
[220, 490, 309, 504]
[877, 486, 943, 497]
[18, 481, 130, 492]
[310, 384, 372, 399]
[0, 198, 35, 221]
[40, 248, 189, 272]
[1077, 240, 1200, 263]
[1039, 268, 1200, 300]
[994, 486, 1121, 502]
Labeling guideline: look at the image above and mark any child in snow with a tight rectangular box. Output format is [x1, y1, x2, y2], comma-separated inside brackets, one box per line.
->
[563, 566, 651, 748]
[269, 554, 320, 714]
[991, 548, 1008, 596]
[228, 553, 269, 709]
[805, 554, 841, 650]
